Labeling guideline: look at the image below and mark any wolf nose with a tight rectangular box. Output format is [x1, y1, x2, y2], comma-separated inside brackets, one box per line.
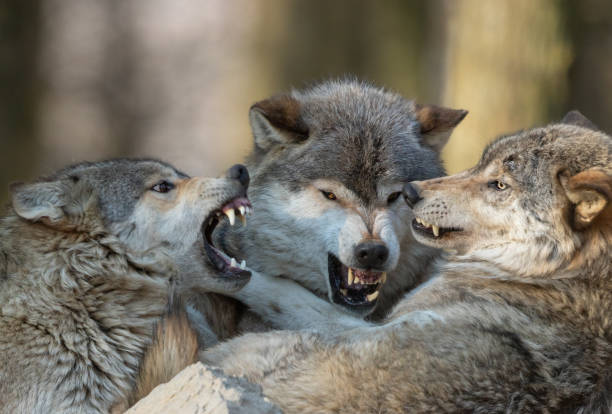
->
[403, 182, 422, 208]
[227, 164, 250, 188]
[355, 241, 389, 269]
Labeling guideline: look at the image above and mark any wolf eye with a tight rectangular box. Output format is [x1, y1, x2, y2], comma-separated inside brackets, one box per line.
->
[320, 190, 337, 201]
[488, 180, 508, 191]
[151, 181, 175, 193]
[387, 192, 401, 204]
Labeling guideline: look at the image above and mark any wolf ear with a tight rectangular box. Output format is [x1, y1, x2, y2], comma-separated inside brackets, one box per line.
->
[560, 169, 612, 229]
[249, 95, 309, 151]
[10, 178, 97, 226]
[414, 104, 468, 152]
[560, 110, 599, 131]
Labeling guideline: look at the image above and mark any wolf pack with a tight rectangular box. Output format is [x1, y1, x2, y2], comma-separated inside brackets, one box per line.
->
[0, 80, 610, 413]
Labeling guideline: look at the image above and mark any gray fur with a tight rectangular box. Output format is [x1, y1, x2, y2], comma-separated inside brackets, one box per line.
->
[203, 115, 612, 413]
[215, 79, 466, 321]
[0, 159, 249, 412]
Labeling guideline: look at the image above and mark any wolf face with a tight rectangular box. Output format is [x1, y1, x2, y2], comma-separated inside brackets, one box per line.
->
[10, 159, 253, 293]
[227, 80, 466, 315]
[407, 111, 612, 279]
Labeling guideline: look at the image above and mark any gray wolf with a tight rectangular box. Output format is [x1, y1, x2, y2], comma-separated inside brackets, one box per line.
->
[0, 159, 252, 413]
[203, 111, 612, 413]
[212, 79, 467, 325]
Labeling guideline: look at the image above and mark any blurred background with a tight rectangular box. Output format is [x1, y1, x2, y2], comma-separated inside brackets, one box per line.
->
[2, 0, 611, 204]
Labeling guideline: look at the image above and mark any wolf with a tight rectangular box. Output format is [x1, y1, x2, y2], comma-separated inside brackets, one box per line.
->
[203, 111, 612, 413]
[211, 79, 468, 326]
[0, 159, 253, 413]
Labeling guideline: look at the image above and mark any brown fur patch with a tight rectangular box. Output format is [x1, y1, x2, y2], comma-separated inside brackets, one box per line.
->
[124, 304, 199, 408]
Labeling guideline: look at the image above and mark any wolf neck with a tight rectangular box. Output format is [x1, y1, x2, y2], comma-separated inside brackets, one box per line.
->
[0, 213, 172, 396]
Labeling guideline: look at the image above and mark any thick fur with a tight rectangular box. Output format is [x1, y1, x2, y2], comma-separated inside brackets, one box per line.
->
[202, 113, 612, 413]
[210, 79, 467, 328]
[0, 159, 249, 413]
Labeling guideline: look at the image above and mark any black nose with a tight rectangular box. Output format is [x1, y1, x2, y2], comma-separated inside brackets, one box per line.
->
[403, 182, 422, 208]
[355, 241, 389, 269]
[227, 164, 250, 188]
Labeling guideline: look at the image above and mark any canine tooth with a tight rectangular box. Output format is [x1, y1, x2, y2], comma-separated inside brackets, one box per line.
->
[381, 272, 387, 284]
[225, 209, 235, 225]
[340, 289, 348, 296]
[348, 268, 354, 285]
[416, 218, 422, 225]
[240, 260, 246, 269]
[230, 257, 237, 267]
[432, 225, 440, 237]
[366, 291, 379, 302]
[240, 214, 247, 226]
[238, 206, 246, 216]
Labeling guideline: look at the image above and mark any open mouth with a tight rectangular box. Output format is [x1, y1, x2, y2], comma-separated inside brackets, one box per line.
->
[203, 197, 252, 278]
[411, 218, 463, 239]
[328, 253, 386, 311]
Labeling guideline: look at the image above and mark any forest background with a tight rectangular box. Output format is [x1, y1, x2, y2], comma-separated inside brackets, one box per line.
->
[2, 0, 611, 204]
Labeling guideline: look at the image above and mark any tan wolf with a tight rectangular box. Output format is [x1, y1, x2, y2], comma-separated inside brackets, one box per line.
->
[0, 159, 253, 413]
[202, 111, 611, 413]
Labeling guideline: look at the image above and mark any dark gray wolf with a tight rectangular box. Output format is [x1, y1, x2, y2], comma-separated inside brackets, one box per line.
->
[203, 111, 611, 413]
[210, 79, 467, 327]
[0, 159, 252, 413]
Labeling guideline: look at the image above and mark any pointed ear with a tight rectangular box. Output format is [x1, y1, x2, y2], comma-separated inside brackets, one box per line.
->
[560, 168, 612, 229]
[414, 104, 468, 152]
[249, 95, 309, 151]
[10, 178, 97, 227]
[11, 181, 68, 222]
[560, 110, 599, 131]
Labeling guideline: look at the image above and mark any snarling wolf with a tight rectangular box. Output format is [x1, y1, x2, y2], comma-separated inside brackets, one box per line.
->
[212, 79, 467, 324]
[0, 159, 253, 413]
[203, 111, 612, 413]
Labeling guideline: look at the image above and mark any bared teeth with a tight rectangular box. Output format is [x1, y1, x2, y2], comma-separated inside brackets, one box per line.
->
[347, 268, 354, 285]
[240, 260, 246, 270]
[239, 212, 247, 226]
[238, 206, 246, 216]
[366, 291, 379, 302]
[230, 257, 237, 268]
[432, 225, 440, 237]
[224, 208, 236, 225]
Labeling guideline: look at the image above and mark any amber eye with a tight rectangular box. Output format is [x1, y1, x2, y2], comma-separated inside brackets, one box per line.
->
[387, 192, 402, 204]
[488, 180, 508, 191]
[320, 190, 337, 201]
[151, 181, 175, 193]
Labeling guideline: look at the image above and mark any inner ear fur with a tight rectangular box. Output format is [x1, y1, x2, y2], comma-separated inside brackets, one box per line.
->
[249, 95, 309, 151]
[560, 168, 612, 229]
[414, 103, 468, 152]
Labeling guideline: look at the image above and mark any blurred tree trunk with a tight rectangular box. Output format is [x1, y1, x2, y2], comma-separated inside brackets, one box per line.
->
[440, 0, 571, 173]
[271, 0, 446, 103]
[566, 0, 612, 133]
[0, 0, 41, 205]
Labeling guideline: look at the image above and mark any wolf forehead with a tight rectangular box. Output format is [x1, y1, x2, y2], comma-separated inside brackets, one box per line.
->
[478, 124, 612, 177]
[257, 81, 446, 200]
[46, 158, 190, 222]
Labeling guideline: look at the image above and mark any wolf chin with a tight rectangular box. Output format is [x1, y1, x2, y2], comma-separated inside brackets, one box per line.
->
[0, 159, 252, 413]
[203, 111, 612, 413]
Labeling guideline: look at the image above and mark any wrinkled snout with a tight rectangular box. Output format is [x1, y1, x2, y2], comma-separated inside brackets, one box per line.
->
[226, 164, 250, 191]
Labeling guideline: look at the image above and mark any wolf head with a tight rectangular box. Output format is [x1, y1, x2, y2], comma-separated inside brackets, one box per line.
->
[227, 80, 466, 315]
[406, 111, 612, 279]
[10, 159, 253, 293]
